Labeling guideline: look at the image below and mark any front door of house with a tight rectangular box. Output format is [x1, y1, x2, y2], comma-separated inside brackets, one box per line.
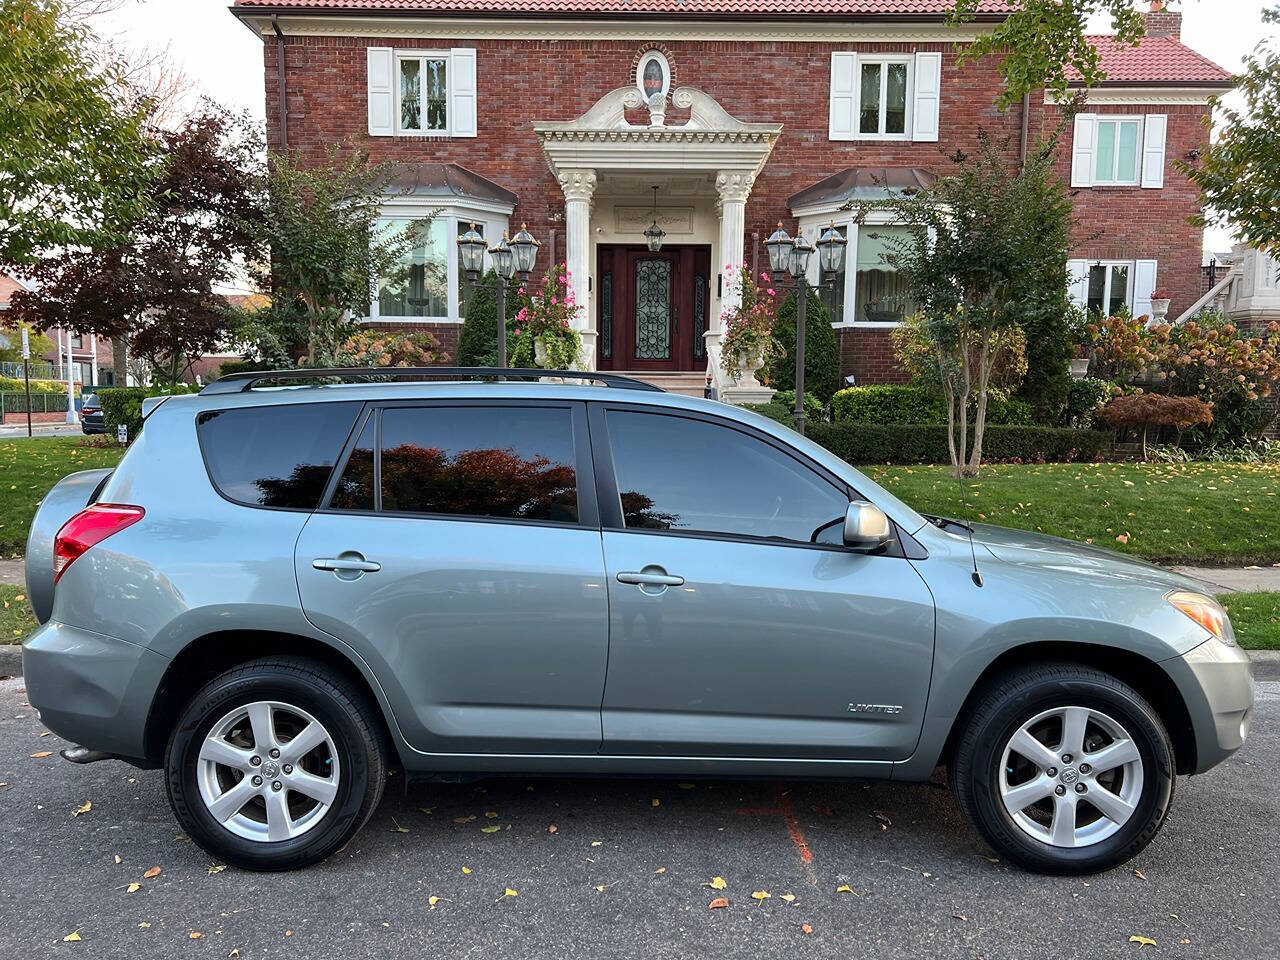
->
[596, 245, 711, 370]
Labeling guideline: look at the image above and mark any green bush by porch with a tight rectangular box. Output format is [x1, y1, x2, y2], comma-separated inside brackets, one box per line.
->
[830, 384, 1033, 427]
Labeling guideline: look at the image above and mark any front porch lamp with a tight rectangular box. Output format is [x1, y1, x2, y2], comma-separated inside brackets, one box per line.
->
[489, 233, 516, 281]
[817, 221, 848, 275]
[643, 186, 665, 253]
[510, 222, 541, 279]
[764, 222, 793, 276]
[457, 222, 486, 278]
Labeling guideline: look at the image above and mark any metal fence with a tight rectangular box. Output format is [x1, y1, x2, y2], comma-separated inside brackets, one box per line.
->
[0, 392, 71, 416]
[0, 361, 60, 381]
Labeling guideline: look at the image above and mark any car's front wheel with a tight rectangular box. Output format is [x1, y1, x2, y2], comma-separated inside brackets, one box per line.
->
[952, 662, 1175, 874]
[166, 656, 386, 871]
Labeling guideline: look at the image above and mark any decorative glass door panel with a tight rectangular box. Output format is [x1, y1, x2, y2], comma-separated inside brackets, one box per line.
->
[634, 259, 673, 360]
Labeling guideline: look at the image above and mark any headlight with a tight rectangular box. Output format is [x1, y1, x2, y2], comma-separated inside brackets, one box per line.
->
[1167, 590, 1236, 645]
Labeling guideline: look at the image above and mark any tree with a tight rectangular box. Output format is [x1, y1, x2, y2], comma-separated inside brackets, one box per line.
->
[1098, 392, 1213, 459]
[950, 0, 1149, 109]
[862, 127, 1075, 477]
[244, 148, 423, 366]
[456, 270, 506, 366]
[1188, 5, 1280, 252]
[0, 0, 153, 265]
[0, 320, 55, 365]
[767, 289, 841, 402]
[8, 106, 261, 383]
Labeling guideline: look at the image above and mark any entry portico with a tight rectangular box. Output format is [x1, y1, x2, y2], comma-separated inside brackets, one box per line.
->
[535, 86, 780, 389]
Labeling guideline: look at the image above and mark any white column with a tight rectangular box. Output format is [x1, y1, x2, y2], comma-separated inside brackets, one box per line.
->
[63, 327, 78, 425]
[558, 168, 597, 370]
[714, 171, 754, 325]
[90, 335, 98, 387]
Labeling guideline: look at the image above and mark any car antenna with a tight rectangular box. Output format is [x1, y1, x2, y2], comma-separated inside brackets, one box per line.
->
[960, 466, 983, 588]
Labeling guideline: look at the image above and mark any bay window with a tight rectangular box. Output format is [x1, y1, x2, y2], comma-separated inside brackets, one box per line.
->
[797, 215, 918, 326]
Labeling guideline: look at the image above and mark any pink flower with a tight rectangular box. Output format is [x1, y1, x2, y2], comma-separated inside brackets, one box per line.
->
[514, 328, 522, 336]
[766, 288, 776, 297]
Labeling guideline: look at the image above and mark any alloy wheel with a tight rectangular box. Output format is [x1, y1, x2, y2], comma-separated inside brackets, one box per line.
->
[998, 705, 1144, 848]
[196, 700, 341, 842]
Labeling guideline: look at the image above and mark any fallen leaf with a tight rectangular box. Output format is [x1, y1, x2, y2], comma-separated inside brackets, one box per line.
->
[590, 840, 603, 847]
[419, 807, 434, 815]
[1116, 533, 1131, 544]
[208, 864, 227, 875]
[138, 922, 151, 929]
[780, 894, 796, 903]
[73, 801, 92, 817]
[709, 897, 729, 910]
[453, 815, 476, 824]
[651, 798, 660, 807]
[481, 825, 500, 834]
[836, 884, 856, 895]
[189, 932, 204, 940]
[230, 950, 240, 959]
[461, 867, 472, 875]
[126, 883, 141, 893]
[801, 923, 813, 935]
[1129, 936, 1157, 948]
[485, 811, 499, 819]
[143, 866, 162, 879]
[502, 887, 518, 898]
[547, 824, 558, 833]
[1133, 869, 1147, 881]
[953, 914, 968, 922]
[596, 884, 607, 893]
[1179, 939, 1190, 945]
[391, 819, 410, 833]
[655, 867, 666, 874]
[427, 895, 444, 907]
[872, 811, 892, 830]
[751, 890, 771, 901]
[30, 751, 53, 759]
[113, 855, 121, 865]
[706, 876, 728, 890]
[63, 932, 82, 942]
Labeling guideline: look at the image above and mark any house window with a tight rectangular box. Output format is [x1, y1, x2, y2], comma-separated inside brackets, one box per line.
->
[1094, 118, 1141, 186]
[71, 334, 83, 349]
[858, 59, 910, 137]
[1087, 263, 1132, 316]
[399, 55, 448, 133]
[854, 225, 915, 324]
[377, 218, 449, 319]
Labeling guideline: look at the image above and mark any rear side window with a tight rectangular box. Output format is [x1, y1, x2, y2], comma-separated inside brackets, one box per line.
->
[367, 405, 578, 522]
[197, 402, 362, 509]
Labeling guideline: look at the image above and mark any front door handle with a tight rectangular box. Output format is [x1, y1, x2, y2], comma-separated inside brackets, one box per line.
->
[617, 570, 684, 587]
[313, 556, 381, 574]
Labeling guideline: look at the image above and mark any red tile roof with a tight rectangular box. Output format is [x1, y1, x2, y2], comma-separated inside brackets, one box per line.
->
[0, 271, 28, 305]
[1072, 34, 1234, 87]
[230, 0, 1015, 15]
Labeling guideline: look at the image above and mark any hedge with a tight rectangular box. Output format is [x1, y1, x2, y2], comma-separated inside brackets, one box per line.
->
[0, 374, 67, 394]
[805, 421, 1113, 465]
[831, 384, 1032, 427]
[97, 384, 200, 441]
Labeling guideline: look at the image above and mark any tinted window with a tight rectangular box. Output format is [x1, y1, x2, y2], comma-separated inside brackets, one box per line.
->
[607, 411, 848, 544]
[330, 414, 375, 511]
[198, 402, 362, 509]
[379, 406, 578, 522]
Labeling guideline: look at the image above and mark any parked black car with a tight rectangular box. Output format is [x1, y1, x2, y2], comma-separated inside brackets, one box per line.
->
[80, 394, 106, 435]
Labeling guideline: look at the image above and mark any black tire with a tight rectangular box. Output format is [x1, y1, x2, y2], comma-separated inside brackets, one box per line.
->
[952, 662, 1175, 875]
[166, 656, 387, 871]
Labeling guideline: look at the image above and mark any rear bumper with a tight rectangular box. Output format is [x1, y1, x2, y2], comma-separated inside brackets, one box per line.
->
[22, 621, 169, 763]
[81, 414, 106, 434]
[1167, 637, 1254, 775]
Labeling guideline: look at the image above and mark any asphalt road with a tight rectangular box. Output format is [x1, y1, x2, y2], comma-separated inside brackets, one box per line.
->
[2, 677, 1276, 960]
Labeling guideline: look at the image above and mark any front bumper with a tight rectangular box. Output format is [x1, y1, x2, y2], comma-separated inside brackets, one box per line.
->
[1166, 636, 1254, 774]
[22, 621, 169, 763]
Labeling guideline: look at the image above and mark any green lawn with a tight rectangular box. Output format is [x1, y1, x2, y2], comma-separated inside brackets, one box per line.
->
[0, 437, 125, 557]
[868, 462, 1280, 566]
[1220, 592, 1280, 651]
[1, 584, 35, 645]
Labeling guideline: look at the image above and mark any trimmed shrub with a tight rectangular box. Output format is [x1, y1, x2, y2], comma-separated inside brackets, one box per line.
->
[831, 384, 1031, 426]
[98, 384, 199, 441]
[767, 290, 841, 402]
[771, 389, 823, 420]
[741, 401, 799, 428]
[0, 374, 66, 394]
[806, 421, 1112, 465]
[1065, 377, 1114, 428]
[217, 359, 269, 379]
[457, 270, 517, 367]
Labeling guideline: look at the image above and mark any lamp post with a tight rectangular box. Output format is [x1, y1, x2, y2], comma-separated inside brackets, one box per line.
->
[763, 221, 848, 434]
[457, 222, 542, 369]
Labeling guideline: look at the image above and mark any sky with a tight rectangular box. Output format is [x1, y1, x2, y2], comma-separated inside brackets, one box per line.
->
[94, 0, 1277, 259]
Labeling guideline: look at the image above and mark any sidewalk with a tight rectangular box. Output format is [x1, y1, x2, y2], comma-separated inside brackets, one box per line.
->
[1172, 565, 1280, 594]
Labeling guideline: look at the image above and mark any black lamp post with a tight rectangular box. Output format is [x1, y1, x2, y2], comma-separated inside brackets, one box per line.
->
[457, 222, 542, 369]
[763, 221, 848, 434]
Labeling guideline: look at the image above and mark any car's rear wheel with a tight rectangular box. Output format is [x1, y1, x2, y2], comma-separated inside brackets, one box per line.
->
[166, 657, 386, 871]
[952, 662, 1175, 874]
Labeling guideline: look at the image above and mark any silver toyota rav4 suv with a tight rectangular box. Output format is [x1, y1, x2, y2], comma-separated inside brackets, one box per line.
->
[23, 368, 1253, 874]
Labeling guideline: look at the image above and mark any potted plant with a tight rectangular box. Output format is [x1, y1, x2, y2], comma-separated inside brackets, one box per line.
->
[510, 263, 583, 371]
[1148, 288, 1171, 323]
[1066, 303, 1091, 378]
[719, 265, 781, 386]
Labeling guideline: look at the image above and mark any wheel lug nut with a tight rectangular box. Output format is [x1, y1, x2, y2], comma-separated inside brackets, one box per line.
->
[271, 781, 282, 792]
[1047, 767, 1057, 777]
[250, 755, 261, 766]
[1062, 754, 1072, 764]
[1075, 783, 1087, 793]
[1079, 763, 1092, 774]
[269, 748, 280, 759]
[282, 763, 293, 774]
[1055, 785, 1066, 796]
[252, 775, 262, 786]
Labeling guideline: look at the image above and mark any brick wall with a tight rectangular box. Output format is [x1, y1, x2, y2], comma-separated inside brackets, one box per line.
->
[837, 326, 910, 385]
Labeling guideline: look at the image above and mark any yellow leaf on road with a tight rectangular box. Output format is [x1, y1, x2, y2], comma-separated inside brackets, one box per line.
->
[63, 932, 82, 942]
[485, 811, 499, 818]
[208, 864, 227, 875]
[651, 798, 660, 807]
[751, 891, 771, 901]
[1129, 936, 1157, 948]
[836, 884, 855, 895]
[481, 825, 500, 834]
[706, 876, 728, 890]
[30, 751, 52, 759]
[126, 883, 141, 893]
[73, 801, 91, 817]
[780, 894, 796, 903]
[189, 931, 204, 940]
[461, 867, 472, 875]
[503, 888, 518, 898]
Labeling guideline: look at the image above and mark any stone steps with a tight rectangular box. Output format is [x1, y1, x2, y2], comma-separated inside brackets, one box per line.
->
[612, 371, 709, 397]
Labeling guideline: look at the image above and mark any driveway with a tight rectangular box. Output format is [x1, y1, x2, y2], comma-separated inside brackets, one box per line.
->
[1, 676, 1276, 959]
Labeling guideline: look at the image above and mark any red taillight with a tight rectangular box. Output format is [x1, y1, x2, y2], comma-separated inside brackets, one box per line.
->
[53, 504, 145, 584]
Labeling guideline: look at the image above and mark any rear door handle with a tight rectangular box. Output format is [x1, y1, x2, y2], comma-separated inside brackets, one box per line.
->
[616, 570, 684, 587]
[313, 556, 381, 573]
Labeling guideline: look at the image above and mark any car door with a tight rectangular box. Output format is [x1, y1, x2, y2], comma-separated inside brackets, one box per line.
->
[593, 404, 935, 761]
[295, 400, 610, 756]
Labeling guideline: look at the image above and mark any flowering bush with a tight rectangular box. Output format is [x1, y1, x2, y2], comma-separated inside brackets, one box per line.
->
[510, 263, 583, 370]
[719, 265, 781, 380]
[338, 329, 449, 367]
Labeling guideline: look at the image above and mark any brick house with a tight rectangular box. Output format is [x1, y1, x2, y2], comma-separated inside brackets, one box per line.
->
[229, 0, 1233, 391]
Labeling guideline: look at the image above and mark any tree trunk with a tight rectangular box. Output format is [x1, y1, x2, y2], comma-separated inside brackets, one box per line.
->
[1141, 423, 1149, 461]
[112, 338, 128, 386]
[968, 335, 994, 475]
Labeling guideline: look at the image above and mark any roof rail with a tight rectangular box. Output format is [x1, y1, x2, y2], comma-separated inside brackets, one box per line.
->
[199, 366, 665, 396]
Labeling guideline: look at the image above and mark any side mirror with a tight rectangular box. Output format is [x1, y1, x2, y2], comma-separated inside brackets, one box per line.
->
[843, 500, 892, 551]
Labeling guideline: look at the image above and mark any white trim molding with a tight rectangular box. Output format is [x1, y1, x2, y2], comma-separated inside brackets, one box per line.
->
[1048, 85, 1231, 106]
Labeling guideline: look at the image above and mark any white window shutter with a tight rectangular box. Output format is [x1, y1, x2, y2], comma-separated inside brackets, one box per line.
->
[912, 52, 942, 142]
[1071, 114, 1096, 188]
[829, 52, 857, 141]
[1067, 259, 1089, 307]
[367, 47, 395, 136]
[1141, 114, 1167, 188]
[450, 48, 477, 138]
[1133, 259, 1158, 318]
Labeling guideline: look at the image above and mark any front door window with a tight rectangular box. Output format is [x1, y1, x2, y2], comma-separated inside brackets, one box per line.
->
[634, 258, 672, 360]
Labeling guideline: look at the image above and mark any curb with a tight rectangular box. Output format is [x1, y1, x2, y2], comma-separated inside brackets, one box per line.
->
[0, 646, 21, 679]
